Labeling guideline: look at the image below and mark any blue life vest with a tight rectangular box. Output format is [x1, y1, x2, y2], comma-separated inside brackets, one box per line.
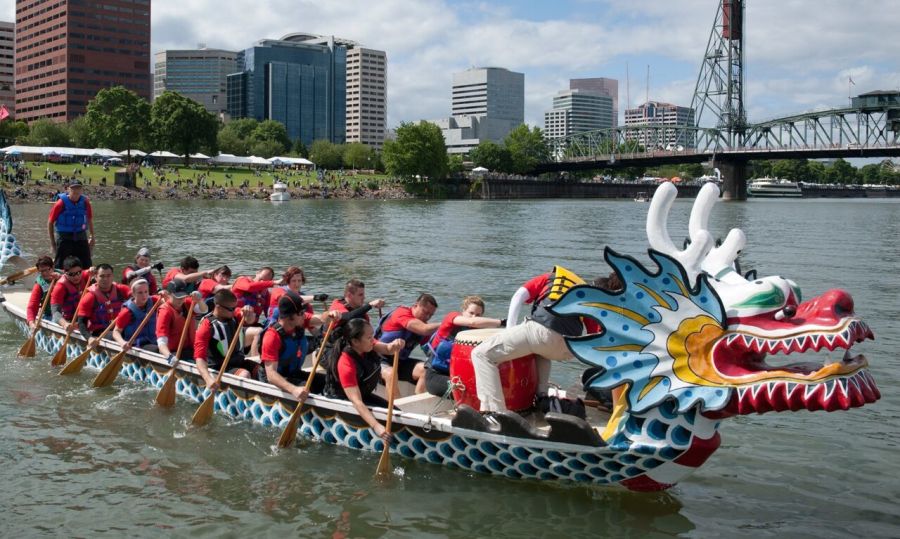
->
[55, 193, 88, 234]
[267, 323, 308, 379]
[35, 277, 54, 320]
[203, 313, 245, 369]
[373, 307, 421, 362]
[123, 298, 158, 347]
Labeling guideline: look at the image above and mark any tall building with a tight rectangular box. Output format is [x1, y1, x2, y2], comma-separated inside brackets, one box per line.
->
[624, 101, 696, 148]
[227, 35, 346, 145]
[345, 46, 386, 150]
[154, 49, 237, 118]
[0, 21, 14, 117]
[14, 0, 151, 123]
[570, 77, 618, 126]
[437, 67, 524, 154]
[543, 89, 614, 138]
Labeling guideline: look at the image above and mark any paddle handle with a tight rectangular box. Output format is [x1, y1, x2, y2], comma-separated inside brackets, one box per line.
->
[121, 297, 164, 348]
[172, 302, 193, 362]
[29, 277, 56, 334]
[0, 266, 37, 286]
[303, 320, 336, 392]
[212, 317, 245, 386]
[62, 276, 95, 335]
[91, 319, 118, 346]
[383, 349, 400, 434]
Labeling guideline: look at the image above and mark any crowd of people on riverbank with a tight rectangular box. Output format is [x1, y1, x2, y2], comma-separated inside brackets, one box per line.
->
[27, 180, 616, 442]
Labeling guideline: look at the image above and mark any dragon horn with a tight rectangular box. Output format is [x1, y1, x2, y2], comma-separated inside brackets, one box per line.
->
[687, 183, 748, 282]
[647, 182, 713, 279]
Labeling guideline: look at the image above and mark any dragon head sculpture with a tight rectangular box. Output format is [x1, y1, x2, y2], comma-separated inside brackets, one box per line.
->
[551, 183, 879, 490]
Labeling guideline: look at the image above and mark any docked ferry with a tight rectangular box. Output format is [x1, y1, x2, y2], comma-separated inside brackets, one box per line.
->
[747, 177, 802, 198]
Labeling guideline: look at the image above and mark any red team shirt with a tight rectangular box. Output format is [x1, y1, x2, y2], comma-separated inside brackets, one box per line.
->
[76, 283, 131, 330]
[193, 311, 246, 361]
[259, 312, 314, 364]
[114, 296, 160, 331]
[379, 305, 416, 333]
[156, 298, 199, 347]
[522, 273, 600, 333]
[337, 338, 382, 389]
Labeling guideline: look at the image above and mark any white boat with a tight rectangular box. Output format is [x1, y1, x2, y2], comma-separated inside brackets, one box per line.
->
[748, 177, 802, 198]
[270, 182, 290, 202]
[634, 192, 649, 202]
[698, 168, 723, 185]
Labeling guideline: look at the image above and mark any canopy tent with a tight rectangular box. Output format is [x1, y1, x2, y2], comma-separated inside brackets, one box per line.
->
[105, 157, 123, 164]
[119, 149, 147, 157]
[148, 150, 180, 158]
[1, 145, 119, 158]
[472, 166, 489, 173]
[268, 156, 314, 166]
[247, 155, 270, 166]
[188, 152, 211, 160]
[209, 153, 269, 167]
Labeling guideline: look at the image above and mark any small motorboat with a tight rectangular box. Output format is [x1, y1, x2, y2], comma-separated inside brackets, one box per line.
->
[270, 182, 290, 202]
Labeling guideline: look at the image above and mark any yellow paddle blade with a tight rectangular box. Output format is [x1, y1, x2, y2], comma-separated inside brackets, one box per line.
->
[59, 348, 91, 376]
[375, 445, 392, 479]
[276, 405, 303, 448]
[191, 392, 217, 427]
[17, 336, 37, 358]
[50, 340, 70, 366]
[154, 371, 178, 408]
[92, 352, 125, 388]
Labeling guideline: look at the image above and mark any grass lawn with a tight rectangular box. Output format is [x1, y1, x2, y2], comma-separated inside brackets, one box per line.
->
[17, 161, 396, 190]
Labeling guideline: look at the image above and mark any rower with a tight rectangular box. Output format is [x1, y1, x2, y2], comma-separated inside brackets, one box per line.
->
[375, 293, 441, 396]
[258, 291, 337, 398]
[122, 247, 164, 294]
[112, 279, 160, 352]
[76, 263, 130, 346]
[232, 266, 276, 324]
[423, 295, 504, 398]
[49, 255, 92, 330]
[267, 266, 328, 320]
[156, 279, 208, 360]
[193, 289, 260, 389]
[162, 256, 216, 293]
[198, 265, 232, 303]
[26, 255, 61, 329]
[323, 318, 405, 443]
[329, 278, 385, 328]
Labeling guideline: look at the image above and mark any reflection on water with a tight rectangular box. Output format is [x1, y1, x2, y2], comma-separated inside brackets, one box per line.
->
[2, 198, 900, 537]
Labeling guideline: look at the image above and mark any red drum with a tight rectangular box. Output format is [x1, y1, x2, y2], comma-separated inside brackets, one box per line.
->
[449, 328, 537, 411]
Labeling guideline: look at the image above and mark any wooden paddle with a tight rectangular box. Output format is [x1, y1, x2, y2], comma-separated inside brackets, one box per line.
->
[154, 302, 194, 407]
[0, 266, 37, 286]
[375, 349, 400, 479]
[91, 297, 163, 388]
[50, 276, 94, 366]
[58, 319, 116, 376]
[17, 277, 56, 358]
[276, 320, 336, 448]
[191, 317, 245, 427]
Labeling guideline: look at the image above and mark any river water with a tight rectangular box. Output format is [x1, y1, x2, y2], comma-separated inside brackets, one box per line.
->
[1, 196, 898, 538]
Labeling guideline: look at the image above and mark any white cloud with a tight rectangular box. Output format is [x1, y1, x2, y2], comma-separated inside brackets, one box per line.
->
[0, 0, 897, 130]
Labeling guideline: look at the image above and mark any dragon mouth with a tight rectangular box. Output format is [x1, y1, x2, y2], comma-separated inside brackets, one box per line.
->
[710, 319, 879, 413]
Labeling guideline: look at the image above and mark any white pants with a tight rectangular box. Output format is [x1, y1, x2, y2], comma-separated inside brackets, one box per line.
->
[470, 320, 573, 412]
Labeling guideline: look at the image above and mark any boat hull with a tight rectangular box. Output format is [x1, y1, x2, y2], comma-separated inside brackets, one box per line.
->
[1, 290, 707, 490]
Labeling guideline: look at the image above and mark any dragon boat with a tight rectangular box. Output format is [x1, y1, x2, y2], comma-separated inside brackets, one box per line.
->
[0, 184, 880, 491]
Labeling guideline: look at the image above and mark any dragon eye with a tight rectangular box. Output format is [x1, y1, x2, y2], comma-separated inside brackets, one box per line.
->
[734, 284, 786, 310]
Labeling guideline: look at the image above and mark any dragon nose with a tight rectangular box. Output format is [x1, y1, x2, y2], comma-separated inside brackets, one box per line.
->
[823, 289, 855, 317]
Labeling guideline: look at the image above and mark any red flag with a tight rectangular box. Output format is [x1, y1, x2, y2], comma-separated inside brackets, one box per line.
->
[0, 105, 8, 121]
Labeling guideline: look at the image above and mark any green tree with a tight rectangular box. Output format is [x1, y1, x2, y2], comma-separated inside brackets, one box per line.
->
[471, 140, 512, 172]
[448, 154, 465, 175]
[217, 127, 248, 155]
[859, 163, 881, 185]
[381, 121, 448, 181]
[226, 118, 259, 140]
[150, 91, 218, 164]
[249, 139, 283, 158]
[806, 160, 827, 184]
[84, 86, 149, 160]
[291, 139, 308, 158]
[343, 142, 373, 169]
[0, 120, 29, 144]
[309, 139, 344, 170]
[250, 120, 290, 154]
[504, 124, 549, 174]
[21, 119, 71, 146]
[67, 116, 96, 148]
[826, 158, 857, 185]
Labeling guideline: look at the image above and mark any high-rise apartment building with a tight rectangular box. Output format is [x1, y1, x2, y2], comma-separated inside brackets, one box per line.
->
[438, 67, 524, 154]
[14, 0, 151, 123]
[227, 35, 346, 145]
[543, 89, 614, 138]
[0, 21, 14, 117]
[345, 46, 386, 150]
[570, 77, 618, 126]
[624, 101, 696, 148]
[154, 49, 237, 118]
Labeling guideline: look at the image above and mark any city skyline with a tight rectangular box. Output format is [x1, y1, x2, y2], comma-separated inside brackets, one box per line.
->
[0, 0, 897, 130]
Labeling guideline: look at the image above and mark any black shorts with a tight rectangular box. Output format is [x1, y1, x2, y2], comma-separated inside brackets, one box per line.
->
[381, 358, 422, 384]
[54, 238, 92, 269]
[424, 365, 451, 397]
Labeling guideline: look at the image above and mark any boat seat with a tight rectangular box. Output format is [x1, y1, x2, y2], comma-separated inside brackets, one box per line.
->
[393, 393, 455, 414]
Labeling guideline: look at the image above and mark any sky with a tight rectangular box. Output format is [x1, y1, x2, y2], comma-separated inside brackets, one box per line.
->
[1, 0, 899, 129]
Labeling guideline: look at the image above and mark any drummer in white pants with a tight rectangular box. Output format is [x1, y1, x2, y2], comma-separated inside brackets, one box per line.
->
[471, 268, 610, 412]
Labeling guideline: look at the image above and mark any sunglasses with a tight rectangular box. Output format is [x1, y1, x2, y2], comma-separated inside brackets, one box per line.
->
[66, 270, 82, 277]
[216, 303, 237, 311]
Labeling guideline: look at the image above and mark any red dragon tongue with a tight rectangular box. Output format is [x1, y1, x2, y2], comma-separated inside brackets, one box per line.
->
[727, 371, 880, 415]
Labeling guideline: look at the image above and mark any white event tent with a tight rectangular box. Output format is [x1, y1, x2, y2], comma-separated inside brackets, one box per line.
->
[1, 145, 121, 159]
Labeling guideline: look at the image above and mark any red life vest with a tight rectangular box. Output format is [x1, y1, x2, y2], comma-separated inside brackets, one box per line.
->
[57, 278, 82, 320]
[87, 283, 124, 332]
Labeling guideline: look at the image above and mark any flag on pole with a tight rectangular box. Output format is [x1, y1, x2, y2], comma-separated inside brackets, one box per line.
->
[849, 75, 856, 86]
[0, 104, 8, 121]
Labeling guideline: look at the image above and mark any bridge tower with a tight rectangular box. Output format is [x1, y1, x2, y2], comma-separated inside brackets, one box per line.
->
[691, 0, 748, 199]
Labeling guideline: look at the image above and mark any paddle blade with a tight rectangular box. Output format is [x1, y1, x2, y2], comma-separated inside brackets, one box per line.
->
[375, 445, 392, 479]
[59, 348, 91, 376]
[154, 370, 178, 408]
[17, 336, 37, 358]
[191, 392, 217, 427]
[50, 341, 69, 366]
[92, 352, 125, 388]
[276, 406, 302, 448]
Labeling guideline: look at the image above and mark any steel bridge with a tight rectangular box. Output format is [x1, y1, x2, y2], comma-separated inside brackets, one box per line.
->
[538, 1, 900, 199]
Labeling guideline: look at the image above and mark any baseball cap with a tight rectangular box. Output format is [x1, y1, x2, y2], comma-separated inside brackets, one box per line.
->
[136, 247, 151, 258]
[68, 179, 83, 187]
[278, 291, 305, 317]
[165, 279, 190, 298]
